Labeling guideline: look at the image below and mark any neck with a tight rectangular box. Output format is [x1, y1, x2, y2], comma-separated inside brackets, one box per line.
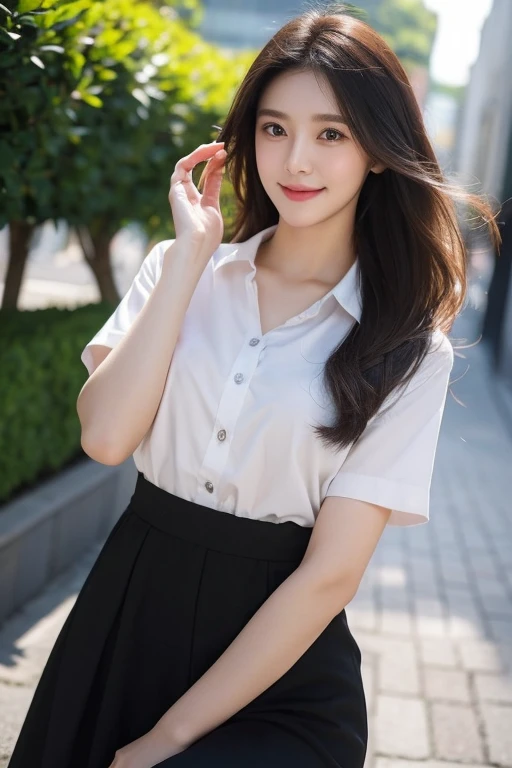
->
[256, 215, 357, 288]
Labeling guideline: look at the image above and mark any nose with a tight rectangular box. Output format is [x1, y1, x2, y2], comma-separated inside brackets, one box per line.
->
[285, 136, 313, 176]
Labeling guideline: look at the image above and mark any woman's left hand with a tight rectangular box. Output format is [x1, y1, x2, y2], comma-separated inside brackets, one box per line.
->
[107, 722, 187, 767]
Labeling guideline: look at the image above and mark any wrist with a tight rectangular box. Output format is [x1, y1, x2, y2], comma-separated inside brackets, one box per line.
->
[168, 234, 215, 266]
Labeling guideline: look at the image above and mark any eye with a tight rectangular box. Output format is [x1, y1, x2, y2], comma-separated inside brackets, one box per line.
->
[263, 123, 346, 144]
[263, 123, 283, 136]
[323, 128, 346, 143]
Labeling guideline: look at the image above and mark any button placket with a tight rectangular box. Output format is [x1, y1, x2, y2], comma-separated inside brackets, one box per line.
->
[197, 335, 263, 497]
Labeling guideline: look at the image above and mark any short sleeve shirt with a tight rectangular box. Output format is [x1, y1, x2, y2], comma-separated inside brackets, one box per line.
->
[81, 224, 454, 528]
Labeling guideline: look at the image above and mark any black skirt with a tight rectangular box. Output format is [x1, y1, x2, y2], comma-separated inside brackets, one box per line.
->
[8, 471, 368, 768]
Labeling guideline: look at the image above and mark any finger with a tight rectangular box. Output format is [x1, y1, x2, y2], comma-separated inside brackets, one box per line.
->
[169, 177, 197, 207]
[201, 150, 226, 208]
[172, 142, 225, 182]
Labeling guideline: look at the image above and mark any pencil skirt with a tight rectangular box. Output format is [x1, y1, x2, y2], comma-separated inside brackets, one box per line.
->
[8, 471, 368, 768]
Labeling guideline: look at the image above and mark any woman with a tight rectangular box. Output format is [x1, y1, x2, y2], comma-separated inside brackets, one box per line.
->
[8, 6, 500, 768]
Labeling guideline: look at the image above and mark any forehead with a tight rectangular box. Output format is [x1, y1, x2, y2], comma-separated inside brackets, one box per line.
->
[258, 69, 338, 111]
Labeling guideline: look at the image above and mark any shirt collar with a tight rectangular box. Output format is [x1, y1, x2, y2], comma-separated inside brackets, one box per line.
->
[213, 224, 362, 324]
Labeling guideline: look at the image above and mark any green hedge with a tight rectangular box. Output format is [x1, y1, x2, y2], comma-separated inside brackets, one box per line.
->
[0, 301, 114, 503]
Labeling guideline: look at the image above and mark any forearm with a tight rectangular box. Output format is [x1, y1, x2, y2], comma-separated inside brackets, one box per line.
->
[155, 563, 356, 750]
[77, 237, 209, 464]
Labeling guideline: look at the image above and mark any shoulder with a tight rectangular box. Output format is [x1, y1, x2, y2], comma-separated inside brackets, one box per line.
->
[377, 330, 454, 419]
[419, 329, 455, 382]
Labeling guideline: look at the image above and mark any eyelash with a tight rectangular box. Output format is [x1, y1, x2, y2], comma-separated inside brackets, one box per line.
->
[261, 123, 346, 142]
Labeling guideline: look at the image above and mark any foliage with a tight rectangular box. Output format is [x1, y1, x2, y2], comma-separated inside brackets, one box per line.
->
[0, 0, 254, 235]
[349, 0, 437, 69]
[0, 301, 114, 502]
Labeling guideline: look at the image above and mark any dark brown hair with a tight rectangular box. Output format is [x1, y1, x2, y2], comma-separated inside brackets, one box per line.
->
[211, 4, 501, 450]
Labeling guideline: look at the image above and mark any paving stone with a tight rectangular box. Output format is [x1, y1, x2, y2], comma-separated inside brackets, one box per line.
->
[488, 618, 512, 645]
[458, 638, 504, 672]
[447, 615, 487, 640]
[424, 668, 471, 703]
[376, 760, 490, 768]
[349, 608, 379, 632]
[379, 609, 414, 636]
[474, 672, 512, 703]
[480, 703, 512, 766]
[375, 695, 430, 759]
[418, 637, 459, 668]
[347, 592, 378, 632]
[415, 615, 447, 637]
[378, 641, 420, 696]
[431, 702, 484, 763]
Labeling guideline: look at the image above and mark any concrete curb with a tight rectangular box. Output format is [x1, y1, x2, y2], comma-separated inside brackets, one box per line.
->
[0, 457, 138, 628]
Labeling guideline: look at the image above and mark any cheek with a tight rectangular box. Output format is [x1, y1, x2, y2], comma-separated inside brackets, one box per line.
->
[323, 151, 368, 188]
[255, 142, 281, 195]
[255, 137, 278, 176]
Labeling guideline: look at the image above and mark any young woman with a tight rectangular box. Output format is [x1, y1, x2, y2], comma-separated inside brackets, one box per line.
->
[9, 6, 500, 768]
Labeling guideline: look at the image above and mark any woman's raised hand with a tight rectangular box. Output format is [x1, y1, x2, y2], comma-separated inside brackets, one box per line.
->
[169, 141, 227, 257]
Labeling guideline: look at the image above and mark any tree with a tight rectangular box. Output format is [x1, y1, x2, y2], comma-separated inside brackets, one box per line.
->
[0, 0, 96, 308]
[346, 0, 437, 71]
[0, 0, 254, 307]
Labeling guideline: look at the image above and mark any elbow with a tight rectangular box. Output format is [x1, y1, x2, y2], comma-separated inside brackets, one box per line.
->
[80, 430, 126, 466]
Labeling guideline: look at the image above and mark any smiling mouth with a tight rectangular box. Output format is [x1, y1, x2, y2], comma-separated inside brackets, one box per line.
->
[280, 184, 324, 192]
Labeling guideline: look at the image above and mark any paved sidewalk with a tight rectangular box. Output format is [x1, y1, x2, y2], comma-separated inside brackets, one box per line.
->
[1, 265, 511, 767]
[350, 299, 512, 768]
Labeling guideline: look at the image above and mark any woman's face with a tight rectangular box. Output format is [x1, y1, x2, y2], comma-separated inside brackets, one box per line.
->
[255, 68, 384, 229]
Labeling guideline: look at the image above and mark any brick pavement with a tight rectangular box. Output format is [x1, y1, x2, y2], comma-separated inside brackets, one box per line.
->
[349, 300, 512, 768]
[1, 277, 511, 767]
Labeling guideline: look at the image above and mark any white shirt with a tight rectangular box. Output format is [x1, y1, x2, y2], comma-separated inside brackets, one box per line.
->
[81, 224, 454, 528]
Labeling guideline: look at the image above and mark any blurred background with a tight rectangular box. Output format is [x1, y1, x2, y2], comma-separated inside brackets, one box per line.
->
[1, 2, 511, 767]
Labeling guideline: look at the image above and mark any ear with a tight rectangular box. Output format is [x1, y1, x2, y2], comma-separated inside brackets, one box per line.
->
[370, 161, 387, 174]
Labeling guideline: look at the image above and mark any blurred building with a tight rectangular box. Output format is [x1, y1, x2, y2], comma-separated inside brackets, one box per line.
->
[199, 0, 301, 49]
[198, 0, 434, 109]
[455, 0, 512, 407]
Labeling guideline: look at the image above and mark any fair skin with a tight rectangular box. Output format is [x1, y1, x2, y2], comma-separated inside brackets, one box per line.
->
[253, 68, 386, 334]
[108, 69, 391, 768]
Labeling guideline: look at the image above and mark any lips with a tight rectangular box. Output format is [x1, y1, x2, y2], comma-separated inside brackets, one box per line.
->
[279, 184, 325, 202]
[282, 184, 323, 192]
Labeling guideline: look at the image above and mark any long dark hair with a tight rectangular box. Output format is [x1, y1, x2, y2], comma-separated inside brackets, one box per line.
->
[209, 4, 501, 450]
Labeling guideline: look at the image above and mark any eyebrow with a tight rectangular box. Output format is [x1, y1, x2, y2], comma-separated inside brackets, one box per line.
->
[256, 108, 348, 124]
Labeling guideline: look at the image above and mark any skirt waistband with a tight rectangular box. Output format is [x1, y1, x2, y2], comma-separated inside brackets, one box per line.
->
[128, 472, 313, 562]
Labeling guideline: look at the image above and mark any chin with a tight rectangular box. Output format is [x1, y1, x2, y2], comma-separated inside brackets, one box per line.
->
[276, 210, 331, 229]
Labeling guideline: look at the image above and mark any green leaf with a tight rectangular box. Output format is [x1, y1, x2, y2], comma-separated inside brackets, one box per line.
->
[97, 68, 117, 82]
[79, 91, 103, 108]
[18, 0, 44, 13]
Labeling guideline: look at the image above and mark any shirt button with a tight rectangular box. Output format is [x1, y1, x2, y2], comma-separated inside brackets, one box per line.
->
[205, 481, 214, 493]
[234, 372, 244, 384]
[249, 337, 260, 346]
[217, 429, 226, 441]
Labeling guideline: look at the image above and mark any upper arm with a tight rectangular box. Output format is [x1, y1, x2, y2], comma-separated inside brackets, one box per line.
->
[83, 344, 113, 378]
[79, 240, 172, 377]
